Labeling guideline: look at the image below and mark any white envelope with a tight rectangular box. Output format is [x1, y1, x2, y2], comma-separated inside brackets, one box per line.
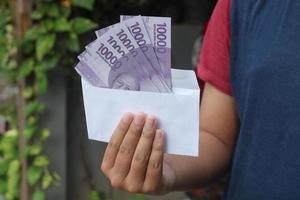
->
[81, 69, 200, 156]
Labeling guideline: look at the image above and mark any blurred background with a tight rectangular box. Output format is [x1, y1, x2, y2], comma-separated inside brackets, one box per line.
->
[0, 0, 225, 200]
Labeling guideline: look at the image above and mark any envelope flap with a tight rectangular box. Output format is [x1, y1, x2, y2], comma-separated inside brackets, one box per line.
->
[171, 69, 199, 90]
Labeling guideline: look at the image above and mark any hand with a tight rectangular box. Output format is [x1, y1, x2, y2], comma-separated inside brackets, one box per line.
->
[101, 112, 174, 194]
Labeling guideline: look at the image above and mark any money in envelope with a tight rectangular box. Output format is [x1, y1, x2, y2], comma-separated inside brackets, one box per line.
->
[76, 15, 200, 156]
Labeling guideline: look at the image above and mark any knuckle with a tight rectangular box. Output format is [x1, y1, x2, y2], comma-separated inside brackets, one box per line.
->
[149, 160, 161, 169]
[142, 129, 155, 139]
[130, 124, 143, 135]
[143, 184, 156, 193]
[108, 140, 119, 151]
[100, 163, 109, 174]
[119, 145, 133, 155]
[134, 153, 148, 164]
[153, 142, 163, 151]
[126, 185, 140, 193]
[110, 177, 122, 189]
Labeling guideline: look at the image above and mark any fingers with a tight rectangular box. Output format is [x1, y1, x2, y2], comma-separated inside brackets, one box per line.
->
[101, 112, 134, 174]
[101, 113, 165, 194]
[143, 129, 165, 192]
[125, 115, 157, 188]
[112, 112, 146, 179]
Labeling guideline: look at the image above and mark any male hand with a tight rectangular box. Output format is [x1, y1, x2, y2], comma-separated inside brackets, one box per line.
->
[101, 112, 173, 194]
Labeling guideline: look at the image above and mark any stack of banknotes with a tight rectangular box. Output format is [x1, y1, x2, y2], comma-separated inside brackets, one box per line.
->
[75, 15, 172, 93]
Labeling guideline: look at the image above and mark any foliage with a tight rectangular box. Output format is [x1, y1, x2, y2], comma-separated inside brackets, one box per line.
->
[0, 0, 150, 199]
[0, 1, 17, 82]
[0, 0, 96, 199]
[72, 0, 95, 11]
[135, 195, 146, 200]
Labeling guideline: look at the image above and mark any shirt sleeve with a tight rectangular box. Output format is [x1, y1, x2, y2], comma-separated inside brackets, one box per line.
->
[197, 0, 232, 95]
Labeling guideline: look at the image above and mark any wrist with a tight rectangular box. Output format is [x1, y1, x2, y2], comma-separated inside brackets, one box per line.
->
[159, 157, 176, 195]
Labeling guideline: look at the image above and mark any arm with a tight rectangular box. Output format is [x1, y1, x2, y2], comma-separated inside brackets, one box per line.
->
[101, 0, 234, 194]
[100, 82, 239, 194]
[164, 82, 239, 191]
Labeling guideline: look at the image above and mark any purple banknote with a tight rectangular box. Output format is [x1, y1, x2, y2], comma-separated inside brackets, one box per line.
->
[121, 15, 172, 89]
[120, 15, 171, 90]
[75, 15, 172, 93]
[95, 23, 171, 92]
[75, 61, 104, 87]
[84, 26, 166, 92]
[142, 16, 172, 88]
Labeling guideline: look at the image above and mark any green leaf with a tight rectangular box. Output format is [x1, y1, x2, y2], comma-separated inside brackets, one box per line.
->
[71, 17, 97, 34]
[54, 17, 71, 32]
[42, 173, 53, 189]
[0, 160, 9, 176]
[28, 143, 42, 156]
[7, 59, 17, 70]
[18, 59, 34, 80]
[3, 129, 18, 137]
[52, 172, 61, 182]
[41, 128, 50, 141]
[24, 101, 45, 117]
[33, 4, 47, 20]
[89, 191, 101, 200]
[135, 195, 145, 200]
[36, 34, 56, 61]
[32, 10, 43, 20]
[0, 132, 18, 160]
[67, 33, 80, 52]
[72, 0, 95, 10]
[37, 56, 59, 72]
[47, 4, 60, 18]
[36, 72, 48, 94]
[43, 19, 54, 31]
[24, 25, 48, 43]
[33, 155, 49, 167]
[60, 6, 71, 18]
[24, 126, 38, 140]
[22, 87, 34, 99]
[0, 179, 6, 194]
[27, 166, 42, 186]
[24, 27, 39, 41]
[28, 116, 38, 125]
[6, 160, 20, 199]
[32, 190, 45, 200]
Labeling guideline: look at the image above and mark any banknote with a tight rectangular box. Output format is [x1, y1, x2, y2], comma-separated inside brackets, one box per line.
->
[94, 24, 161, 92]
[77, 50, 108, 86]
[93, 23, 162, 92]
[84, 26, 165, 92]
[75, 61, 105, 87]
[120, 15, 171, 90]
[95, 23, 171, 92]
[75, 15, 172, 93]
[142, 16, 172, 88]
[121, 15, 172, 88]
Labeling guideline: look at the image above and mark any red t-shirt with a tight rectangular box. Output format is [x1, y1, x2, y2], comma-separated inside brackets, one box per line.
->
[197, 0, 232, 96]
[197, 0, 300, 198]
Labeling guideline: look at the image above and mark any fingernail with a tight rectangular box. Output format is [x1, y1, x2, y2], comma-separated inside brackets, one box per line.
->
[134, 113, 145, 125]
[122, 113, 133, 124]
[145, 115, 156, 129]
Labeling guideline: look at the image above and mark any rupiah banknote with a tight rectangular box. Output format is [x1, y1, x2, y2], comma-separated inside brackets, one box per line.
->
[92, 23, 161, 92]
[81, 27, 163, 92]
[95, 23, 171, 92]
[120, 16, 171, 90]
[121, 15, 172, 88]
[75, 15, 172, 93]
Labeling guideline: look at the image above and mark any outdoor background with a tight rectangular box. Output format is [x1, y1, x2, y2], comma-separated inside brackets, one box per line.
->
[0, 0, 223, 200]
